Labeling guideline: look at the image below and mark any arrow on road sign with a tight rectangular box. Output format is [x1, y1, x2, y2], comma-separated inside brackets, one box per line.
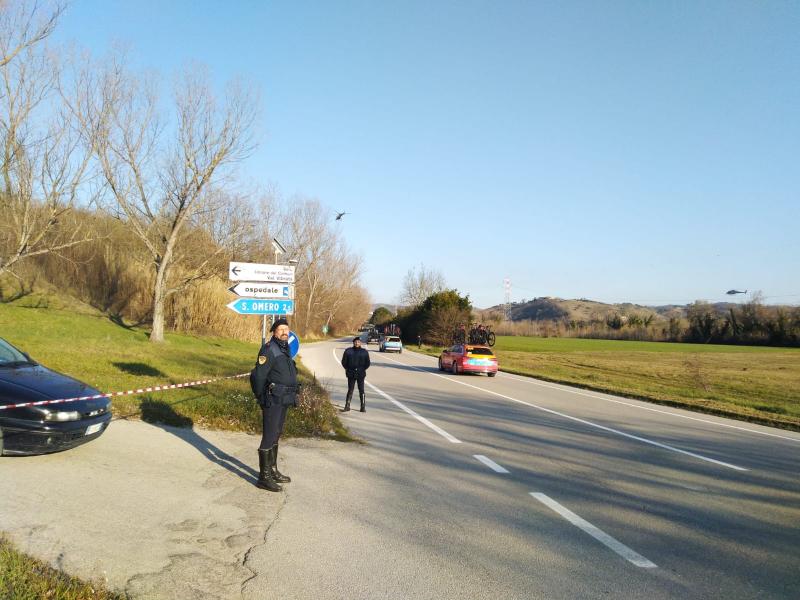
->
[226, 298, 294, 315]
[228, 282, 294, 299]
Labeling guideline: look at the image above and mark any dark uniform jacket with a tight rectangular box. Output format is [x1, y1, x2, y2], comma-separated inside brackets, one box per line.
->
[341, 346, 371, 380]
[252, 337, 299, 407]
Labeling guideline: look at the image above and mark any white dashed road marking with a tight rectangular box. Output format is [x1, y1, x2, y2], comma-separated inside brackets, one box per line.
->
[473, 455, 510, 473]
[530, 493, 658, 568]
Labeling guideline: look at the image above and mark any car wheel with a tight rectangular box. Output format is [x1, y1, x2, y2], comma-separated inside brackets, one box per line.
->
[399, 349, 403, 354]
[488, 372, 496, 377]
[451, 361, 458, 375]
[438, 358, 444, 371]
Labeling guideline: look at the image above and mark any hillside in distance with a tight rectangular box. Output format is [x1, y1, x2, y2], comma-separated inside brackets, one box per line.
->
[480, 297, 744, 323]
[375, 297, 764, 324]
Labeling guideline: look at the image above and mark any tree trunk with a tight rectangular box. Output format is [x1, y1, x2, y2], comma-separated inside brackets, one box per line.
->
[150, 289, 166, 342]
[149, 252, 172, 342]
[150, 265, 168, 342]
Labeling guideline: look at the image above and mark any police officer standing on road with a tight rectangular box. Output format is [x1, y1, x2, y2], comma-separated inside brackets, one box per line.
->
[251, 318, 298, 492]
[341, 336, 370, 412]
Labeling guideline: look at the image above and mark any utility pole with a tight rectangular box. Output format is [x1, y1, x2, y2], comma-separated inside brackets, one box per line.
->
[503, 277, 512, 321]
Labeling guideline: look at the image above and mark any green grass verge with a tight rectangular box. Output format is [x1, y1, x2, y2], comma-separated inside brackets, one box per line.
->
[411, 336, 800, 430]
[1, 535, 122, 600]
[0, 298, 352, 441]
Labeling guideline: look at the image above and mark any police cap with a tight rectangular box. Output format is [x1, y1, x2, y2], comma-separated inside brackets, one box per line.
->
[271, 318, 289, 332]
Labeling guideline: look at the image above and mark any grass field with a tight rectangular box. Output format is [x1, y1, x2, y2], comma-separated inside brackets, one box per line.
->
[0, 296, 351, 440]
[414, 335, 800, 430]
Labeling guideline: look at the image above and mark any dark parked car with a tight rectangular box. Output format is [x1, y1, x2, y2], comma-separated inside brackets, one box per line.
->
[0, 338, 111, 456]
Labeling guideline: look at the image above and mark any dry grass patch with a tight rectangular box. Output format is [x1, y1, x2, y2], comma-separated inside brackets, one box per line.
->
[0, 536, 123, 600]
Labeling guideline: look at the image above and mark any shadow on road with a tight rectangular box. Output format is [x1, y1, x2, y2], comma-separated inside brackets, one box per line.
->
[129, 399, 259, 485]
[371, 361, 440, 375]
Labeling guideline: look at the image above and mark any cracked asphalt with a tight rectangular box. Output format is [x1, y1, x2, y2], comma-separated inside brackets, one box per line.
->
[1, 418, 297, 598]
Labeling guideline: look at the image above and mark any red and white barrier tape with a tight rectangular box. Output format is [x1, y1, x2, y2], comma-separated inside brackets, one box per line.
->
[0, 372, 250, 411]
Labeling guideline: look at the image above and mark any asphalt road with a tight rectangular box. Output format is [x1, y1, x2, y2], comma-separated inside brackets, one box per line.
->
[2, 338, 799, 599]
[270, 339, 800, 600]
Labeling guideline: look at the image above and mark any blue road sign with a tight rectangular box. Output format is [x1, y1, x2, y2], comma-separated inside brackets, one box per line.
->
[226, 298, 294, 315]
[287, 332, 300, 358]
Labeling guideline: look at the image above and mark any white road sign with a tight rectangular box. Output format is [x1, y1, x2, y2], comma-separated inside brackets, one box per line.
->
[229, 262, 295, 283]
[228, 282, 294, 299]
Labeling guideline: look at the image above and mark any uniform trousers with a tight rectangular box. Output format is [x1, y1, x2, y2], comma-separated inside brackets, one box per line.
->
[347, 375, 365, 397]
[260, 402, 288, 450]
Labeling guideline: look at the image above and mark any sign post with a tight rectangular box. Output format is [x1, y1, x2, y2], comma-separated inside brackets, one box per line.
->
[226, 299, 294, 315]
[229, 262, 295, 283]
[228, 283, 294, 299]
[227, 261, 296, 346]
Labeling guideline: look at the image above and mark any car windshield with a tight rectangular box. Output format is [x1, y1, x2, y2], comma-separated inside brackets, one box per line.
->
[0, 338, 30, 365]
[468, 347, 493, 355]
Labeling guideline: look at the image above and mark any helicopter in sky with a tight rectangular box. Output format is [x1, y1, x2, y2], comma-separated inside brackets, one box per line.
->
[726, 289, 748, 295]
[335, 211, 348, 221]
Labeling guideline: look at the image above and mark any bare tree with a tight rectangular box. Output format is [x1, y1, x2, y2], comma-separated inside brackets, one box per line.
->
[283, 198, 337, 335]
[399, 263, 446, 307]
[271, 196, 366, 337]
[0, 0, 64, 69]
[80, 57, 258, 341]
[0, 1, 95, 278]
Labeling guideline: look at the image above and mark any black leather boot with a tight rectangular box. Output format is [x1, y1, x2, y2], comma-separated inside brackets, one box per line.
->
[256, 449, 282, 492]
[344, 389, 352, 411]
[359, 392, 366, 412]
[271, 444, 290, 483]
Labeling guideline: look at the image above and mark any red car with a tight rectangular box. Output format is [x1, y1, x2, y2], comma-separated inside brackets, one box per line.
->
[438, 344, 498, 377]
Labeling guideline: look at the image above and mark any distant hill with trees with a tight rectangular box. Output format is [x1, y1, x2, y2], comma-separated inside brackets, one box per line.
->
[478, 296, 799, 347]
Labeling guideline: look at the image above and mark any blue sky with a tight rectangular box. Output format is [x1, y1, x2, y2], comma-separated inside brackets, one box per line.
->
[55, 1, 799, 308]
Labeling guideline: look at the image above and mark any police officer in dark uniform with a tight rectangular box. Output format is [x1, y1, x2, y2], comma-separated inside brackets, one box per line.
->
[251, 318, 298, 492]
[341, 336, 370, 412]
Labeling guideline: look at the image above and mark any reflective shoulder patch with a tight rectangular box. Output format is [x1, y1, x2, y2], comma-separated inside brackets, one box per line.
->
[258, 355, 268, 365]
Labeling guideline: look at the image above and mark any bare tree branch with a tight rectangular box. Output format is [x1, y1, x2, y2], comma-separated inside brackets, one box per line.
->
[0, 2, 95, 277]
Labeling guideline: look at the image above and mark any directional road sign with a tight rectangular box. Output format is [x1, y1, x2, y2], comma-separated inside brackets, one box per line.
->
[287, 332, 300, 358]
[226, 299, 294, 315]
[228, 282, 294, 299]
[229, 262, 295, 283]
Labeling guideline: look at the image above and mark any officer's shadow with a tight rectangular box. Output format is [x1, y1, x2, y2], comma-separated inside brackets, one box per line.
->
[139, 399, 259, 486]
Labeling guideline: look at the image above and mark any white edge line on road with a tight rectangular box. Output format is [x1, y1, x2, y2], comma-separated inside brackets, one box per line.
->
[331, 349, 461, 444]
[473, 454, 510, 473]
[530, 492, 657, 569]
[379, 354, 748, 472]
[499, 372, 800, 444]
[404, 348, 800, 444]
